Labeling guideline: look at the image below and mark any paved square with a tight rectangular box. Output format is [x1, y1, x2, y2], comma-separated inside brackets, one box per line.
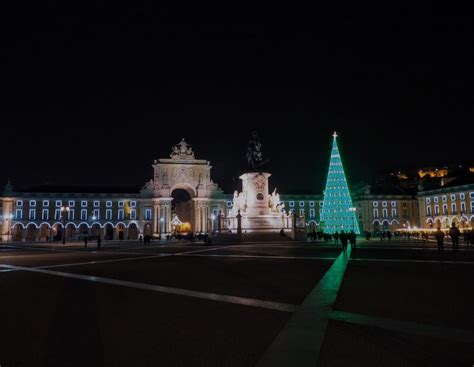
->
[1, 239, 473, 366]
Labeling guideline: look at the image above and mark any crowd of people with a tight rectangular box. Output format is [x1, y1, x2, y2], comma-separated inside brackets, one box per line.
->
[306, 223, 474, 253]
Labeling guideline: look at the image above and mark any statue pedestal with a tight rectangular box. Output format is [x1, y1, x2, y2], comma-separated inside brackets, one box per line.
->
[229, 172, 292, 235]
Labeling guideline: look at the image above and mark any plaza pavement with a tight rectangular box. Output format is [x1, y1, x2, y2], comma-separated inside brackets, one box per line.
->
[0, 238, 473, 366]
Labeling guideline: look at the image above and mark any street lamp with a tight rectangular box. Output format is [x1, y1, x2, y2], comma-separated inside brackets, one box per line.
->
[349, 207, 356, 231]
[61, 205, 70, 244]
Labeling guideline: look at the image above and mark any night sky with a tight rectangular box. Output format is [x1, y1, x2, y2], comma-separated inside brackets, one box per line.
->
[1, 5, 472, 195]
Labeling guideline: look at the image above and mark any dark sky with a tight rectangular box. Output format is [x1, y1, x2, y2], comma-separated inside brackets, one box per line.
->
[1, 5, 472, 194]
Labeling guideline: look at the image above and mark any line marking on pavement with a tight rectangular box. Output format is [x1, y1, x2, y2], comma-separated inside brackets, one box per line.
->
[0, 264, 298, 312]
[0, 245, 243, 273]
[257, 247, 351, 367]
[350, 257, 474, 265]
[329, 310, 474, 343]
[181, 254, 337, 261]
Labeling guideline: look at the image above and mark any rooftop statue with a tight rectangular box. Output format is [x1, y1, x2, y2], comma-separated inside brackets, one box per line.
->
[170, 138, 195, 160]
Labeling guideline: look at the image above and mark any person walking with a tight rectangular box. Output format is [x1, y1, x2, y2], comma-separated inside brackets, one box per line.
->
[349, 230, 356, 249]
[97, 235, 102, 250]
[449, 223, 461, 252]
[434, 227, 444, 253]
[334, 231, 339, 245]
[340, 230, 348, 251]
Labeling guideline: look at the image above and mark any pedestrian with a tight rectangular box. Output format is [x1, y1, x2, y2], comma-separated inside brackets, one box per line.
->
[434, 227, 444, 253]
[84, 236, 88, 249]
[340, 230, 347, 251]
[349, 230, 356, 249]
[334, 231, 339, 245]
[97, 235, 102, 250]
[449, 223, 461, 252]
[139, 234, 143, 244]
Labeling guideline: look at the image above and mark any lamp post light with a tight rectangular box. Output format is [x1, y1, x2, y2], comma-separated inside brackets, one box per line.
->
[3, 213, 13, 242]
[61, 205, 70, 244]
[349, 207, 356, 231]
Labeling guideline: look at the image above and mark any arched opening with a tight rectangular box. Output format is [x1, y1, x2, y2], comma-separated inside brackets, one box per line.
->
[39, 223, 50, 242]
[171, 188, 193, 234]
[128, 223, 138, 240]
[12, 224, 23, 241]
[53, 223, 63, 242]
[66, 223, 76, 241]
[116, 223, 125, 240]
[91, 223, 101, 239]
[104, 223, 114, 240]
[26, 224, 37, 242]
[78, 223, 89, 241]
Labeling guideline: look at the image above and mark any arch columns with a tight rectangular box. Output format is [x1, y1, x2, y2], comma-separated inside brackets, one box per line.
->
[156, 198, 172, 235]
[193, 198, 211, 233]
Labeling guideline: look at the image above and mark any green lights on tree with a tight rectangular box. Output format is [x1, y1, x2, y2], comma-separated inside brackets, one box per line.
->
[320, 132, 360, 234]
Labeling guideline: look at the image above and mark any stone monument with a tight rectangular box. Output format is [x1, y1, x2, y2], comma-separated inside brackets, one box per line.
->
[228, 132, 292, 235]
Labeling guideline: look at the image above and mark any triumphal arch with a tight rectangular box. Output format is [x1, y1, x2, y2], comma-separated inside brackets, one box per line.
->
[140, 139, 226, 235]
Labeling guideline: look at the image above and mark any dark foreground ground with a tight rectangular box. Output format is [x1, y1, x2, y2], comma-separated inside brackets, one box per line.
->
[0, 238, 473, 366]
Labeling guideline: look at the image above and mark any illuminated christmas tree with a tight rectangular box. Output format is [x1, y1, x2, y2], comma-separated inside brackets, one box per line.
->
[320, 132, 360, 234]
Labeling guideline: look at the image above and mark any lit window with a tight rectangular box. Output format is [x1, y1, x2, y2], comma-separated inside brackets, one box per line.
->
[470, 192, 474, 199]
[433, 197, 438, 203]
[226, 201, 232, 208]
[434, 205, 439, 215]
[106, 201, 112, 207]
[81, 209, 87, 221]
[450, 194, 456, 201]
[309, 208, 315, 217]
[383, 209, 388, 217]
[93, 201, 100, 207]
[471, 201, 474, 212]
[130, 209, 136, 220]
[373, 202, 378, 207]
[43, 200, 49, 207]
[289, 201, 295, 207]
[29, 200, 36, 207]
[426, 206, 432, 216]
[461, 202, 466, 213]
[460, 193, 465, 200]
[145, 208, 152, 220]
[55, 209, 61, 220]
[382, 201, 387, 207]
[130, 201, 137, 208]
[442, 204, 448, 214]
[425, 197, 431, 204]
[29, 209, 36, 220]
[442, 195, 447, 202]
[299, 201, 305, 207]
[68, 201, 75, 207]
[118, 201, 124, 207]
[42, 209, 49, 220]
[106, 209, 112, 220]
[392, 208, 397, 217]
[81, 201, 87, 207]
[16, 200, 23, 207]
[93, 209, 100, 220]
[55, 200, 62, 207]
[373, 209, 379, 218]
[319, 202, 323, 206]
[118, 209, 124, 220]
[68, 209, 74, 220]
[451, 203, 457, 214]
[15, 209, 23, 219]
[309, 201, 315, 207]
[391, 201, 396, 207]
[299, 209, 305, 216]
